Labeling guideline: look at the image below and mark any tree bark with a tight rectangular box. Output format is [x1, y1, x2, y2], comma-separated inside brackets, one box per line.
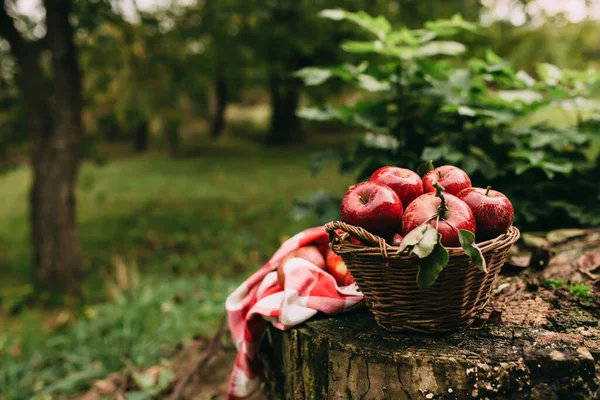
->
[210, 63, 228, 140]
[266, 70, 302, 145]
[260, 230, 600, 399]
[166, 119, 180, 157]
[133, 120, 149, 153]
[1, 0, 83, 293]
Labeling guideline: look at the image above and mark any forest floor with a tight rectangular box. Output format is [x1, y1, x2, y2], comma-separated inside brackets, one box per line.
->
[0, 133, 353, 399]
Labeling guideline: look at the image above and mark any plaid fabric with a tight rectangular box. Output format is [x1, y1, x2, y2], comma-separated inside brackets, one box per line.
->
[225, 226, 364, 399]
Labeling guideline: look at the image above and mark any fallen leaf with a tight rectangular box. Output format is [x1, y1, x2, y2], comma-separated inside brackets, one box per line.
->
[521, 233, 550, 249]
[94, 379, 117, 395]
[546, 229, 587, 244]
[508, 255, 530, 268]
[578, 251, 600, 274]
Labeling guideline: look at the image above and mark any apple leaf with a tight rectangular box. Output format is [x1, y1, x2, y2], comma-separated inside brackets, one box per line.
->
[413, 224, 438, 258]
[417, 234, 449, 289]
[458, 230, 487, 273]
[417, 160, 434, 177]
[396, 224, 427, 254]
[396, 224, 438, 258]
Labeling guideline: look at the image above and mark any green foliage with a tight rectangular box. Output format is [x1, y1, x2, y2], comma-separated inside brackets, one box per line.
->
[297, 9, 600, 231]
[458, 230, 486, 273]
[569, 284, 592, 299]
[544, 279, 566, 289]
[543, 280, 592, 299]
[417, 234, 448, 289]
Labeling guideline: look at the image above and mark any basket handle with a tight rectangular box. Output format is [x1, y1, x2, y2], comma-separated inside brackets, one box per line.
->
[324, 221, 388, 248]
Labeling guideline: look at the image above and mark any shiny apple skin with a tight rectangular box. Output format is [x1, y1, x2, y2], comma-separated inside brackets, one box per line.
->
[369, 167, 423, 208]
[326, 249, 354, 286]
[391, 233, 403, 246]
[423, 165, 472, 196]
[402, 192, 476, 247]
[458, 187, 514, 241]
[340, 182, 404, 238]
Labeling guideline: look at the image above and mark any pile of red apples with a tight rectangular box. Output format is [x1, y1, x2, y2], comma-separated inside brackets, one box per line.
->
[276, 164, 514, 288]
[342, 165, 514, 246]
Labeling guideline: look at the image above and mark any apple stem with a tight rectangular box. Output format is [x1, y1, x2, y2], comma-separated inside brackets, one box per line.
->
[357, 194, 367, 205]
[445, 219, 459, 232]
[433, 182, 448, 219]
[485, 186, 491, 196]
[435, 215, 440, 232]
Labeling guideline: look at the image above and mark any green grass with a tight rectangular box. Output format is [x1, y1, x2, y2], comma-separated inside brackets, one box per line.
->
[0, 137, 354, 398]
[0, 139, 353, 298]
[0, 273, 237, 399]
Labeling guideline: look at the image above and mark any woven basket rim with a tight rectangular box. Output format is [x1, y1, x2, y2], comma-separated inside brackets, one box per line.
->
[325, 221, 520, 260]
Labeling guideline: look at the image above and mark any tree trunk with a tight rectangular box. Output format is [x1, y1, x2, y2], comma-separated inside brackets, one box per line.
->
[260, 230, 600, 399]
[266, 70, 302, 145]
[1, 1, 83, 293]
[210, 64, 228, 139]
[133, 120, 149, 152]
[166, 119, 180, 157]
[30, 0, 83, 293]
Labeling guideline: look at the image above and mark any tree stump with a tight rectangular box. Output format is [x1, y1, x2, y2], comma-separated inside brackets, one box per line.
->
[259, 229, 600, 399]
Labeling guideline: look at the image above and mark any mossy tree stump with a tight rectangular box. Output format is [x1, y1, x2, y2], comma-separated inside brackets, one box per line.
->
[259, 230, 600, 399]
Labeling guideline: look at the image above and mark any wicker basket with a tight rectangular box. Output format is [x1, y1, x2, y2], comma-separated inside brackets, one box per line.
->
[325, 221, 520, 334]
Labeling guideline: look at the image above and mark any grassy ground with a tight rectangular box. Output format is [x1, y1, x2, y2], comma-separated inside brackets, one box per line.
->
[0, 135, 354, 398]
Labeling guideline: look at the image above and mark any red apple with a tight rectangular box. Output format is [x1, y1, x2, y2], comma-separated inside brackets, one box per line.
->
[402, 192, 476, 247]
[277, 246, 326, 286]
[340, 182, 403, 238]
[369, 167, 423, 208]
[326, 249, 354, 286]
[458, 186, 514, 241]
[390, 233, 403, 246]
[423, 165, 472, 196]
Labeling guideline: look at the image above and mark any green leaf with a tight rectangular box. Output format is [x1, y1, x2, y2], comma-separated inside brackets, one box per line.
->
[413, 225, 439, 258]
[397, 224, 438, 258]
[516, 70, 536, 87]
[458, 230, 487, 273]
[416, 160, 434, 177]
[320, 9, 391, 39]
[397, 224, 428, 254]
[541, 161, 573, 175]
[341, 40, 381, 54]
[294, 67, 332, 86]
[296, 107, 340, 121]
[416, 41, 466, 57]
[417, 234, 449, 289]
[424, 14, 478, 36]
[496, 90, 544, 104]
[387, 29, 420, 45]
[457, 105, 476, 116]
[485, 49, 502, 64]
[421, 147, 443, 161]
[318, 9, 346, 20]
[536, 63, 563, 85]
[357, 74, 390, 92]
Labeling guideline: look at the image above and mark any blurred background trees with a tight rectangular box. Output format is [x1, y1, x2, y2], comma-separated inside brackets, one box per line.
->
[0, 0, 599, 395]
[0, 0, 598, 294]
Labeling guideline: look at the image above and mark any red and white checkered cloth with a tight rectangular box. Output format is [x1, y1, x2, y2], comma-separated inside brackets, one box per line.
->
[225, 226, 364, 399]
